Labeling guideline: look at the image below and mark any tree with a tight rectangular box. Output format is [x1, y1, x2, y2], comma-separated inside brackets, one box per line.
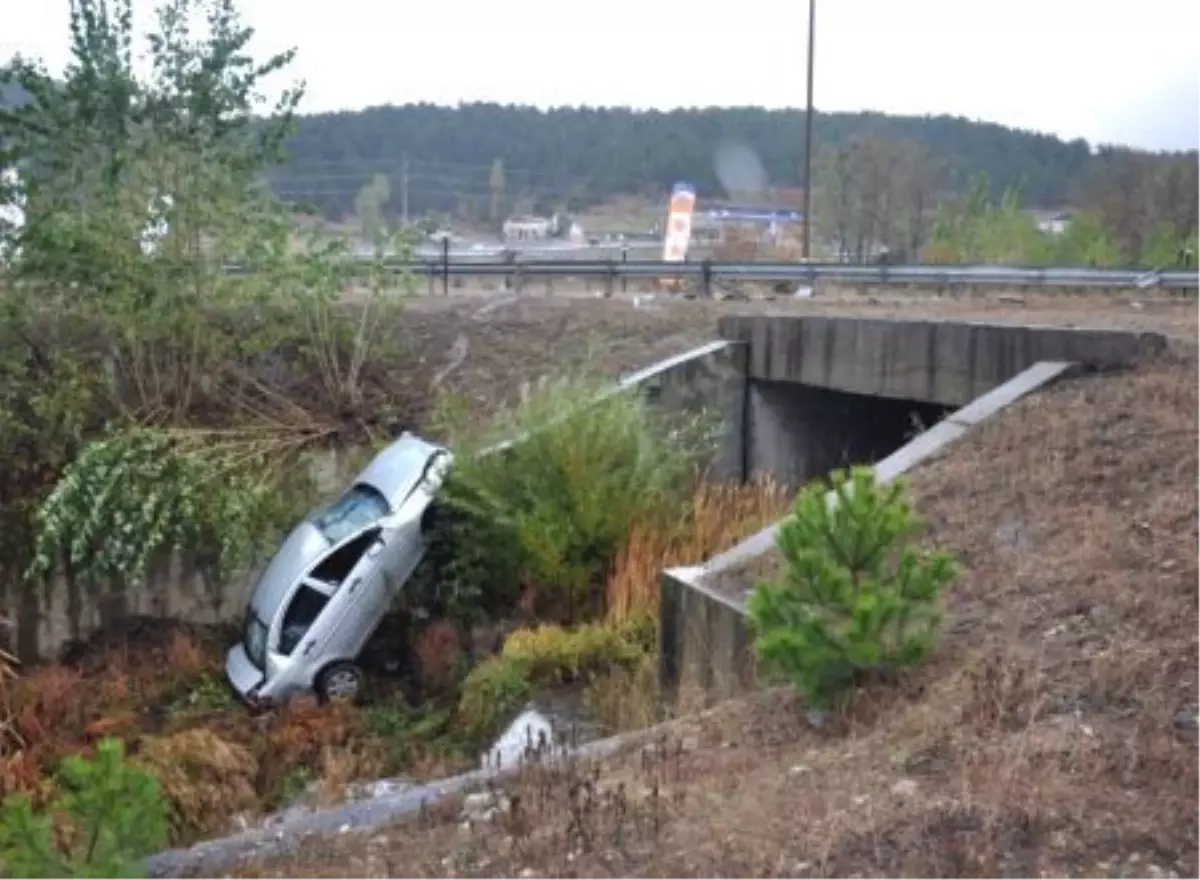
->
[746, 468, 957, 709]
[489, 157, 506, 226]
[1, 0, 406, 625]
[354, 172, 391, 240]
[0, 738, 169, 878]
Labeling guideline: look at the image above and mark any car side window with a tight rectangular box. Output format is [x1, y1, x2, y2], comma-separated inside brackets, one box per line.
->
[278, 584, 329, 656]
[310, 527, 381, 587]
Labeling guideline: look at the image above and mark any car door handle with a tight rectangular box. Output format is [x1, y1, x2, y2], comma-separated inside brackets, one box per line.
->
[348, 578, 361, 594]
[302, 640, 316, 656]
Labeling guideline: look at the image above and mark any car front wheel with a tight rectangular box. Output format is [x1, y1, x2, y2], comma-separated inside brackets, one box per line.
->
[316, 661, 365, 703]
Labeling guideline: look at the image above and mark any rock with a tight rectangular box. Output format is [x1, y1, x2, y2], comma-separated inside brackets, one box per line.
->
[997, 294, 1025, 304]
[1172, 710, 1198, 731]
[891, 778, 918, 797]
[788, 764, 811, 777]
[805, 709, 829, 729]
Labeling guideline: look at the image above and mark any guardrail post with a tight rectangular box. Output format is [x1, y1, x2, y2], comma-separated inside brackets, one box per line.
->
[621, 248, 628, 293]
[606, 259, 616, 297]
[441, 238, 449, 296]
[701, 259, 713, 297]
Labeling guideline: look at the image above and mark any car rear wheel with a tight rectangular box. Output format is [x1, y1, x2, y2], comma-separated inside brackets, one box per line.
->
[316, 661, 365, 703]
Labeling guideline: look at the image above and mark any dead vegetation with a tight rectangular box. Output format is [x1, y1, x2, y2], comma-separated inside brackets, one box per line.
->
[224, 349, 1198, 878]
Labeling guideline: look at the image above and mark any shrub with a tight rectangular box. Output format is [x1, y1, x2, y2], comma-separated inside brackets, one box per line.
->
[429, 374, 717, 623]
[501, 622, 644, 684]
[746, 467, 957, 709]
[456, 657, 533, 743]
[0, 737, 168, 878]
[258, 696, 362, 803]
[457, 619, 653, 743]
[413, 621, 467, 698]
[136, 728, 258, 843]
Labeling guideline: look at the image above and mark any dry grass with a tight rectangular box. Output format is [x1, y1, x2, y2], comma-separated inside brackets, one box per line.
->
[226, 351, 1198, 878]
[605, 475, 791, 623]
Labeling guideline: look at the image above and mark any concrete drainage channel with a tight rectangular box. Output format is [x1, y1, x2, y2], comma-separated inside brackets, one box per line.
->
[147, 713, 667, 876]
[146, 315, 1168, 876]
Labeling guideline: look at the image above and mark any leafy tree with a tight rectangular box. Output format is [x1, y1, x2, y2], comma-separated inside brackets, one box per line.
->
[746, 467, 956, 709]
[0, 0, 409, 624]
[0, 738, 169, 878]
[354, 172, 391, 240]
[26, 429, 300, 611]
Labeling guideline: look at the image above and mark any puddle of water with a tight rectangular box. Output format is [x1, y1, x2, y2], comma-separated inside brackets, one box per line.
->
[480, 690, 603, 771]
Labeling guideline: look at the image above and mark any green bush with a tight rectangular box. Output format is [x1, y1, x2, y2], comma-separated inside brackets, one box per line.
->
[456, 657, 534, 742]
[746, 467, 957, 709]
[501, 621, 645, 683]
[0, 738, 169, 878]
[427, 374, 716, 623]
[457, 619, 652, 743]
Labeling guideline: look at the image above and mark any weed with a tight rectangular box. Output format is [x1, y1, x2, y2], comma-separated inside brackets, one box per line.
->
[605, 474, 790, 622]
[413, 621, 466, 698]
[457, 658, 533, 743]
[136, 728, 259, 843]
[278, 766, 315, 806]
[167, 673, 236, 718]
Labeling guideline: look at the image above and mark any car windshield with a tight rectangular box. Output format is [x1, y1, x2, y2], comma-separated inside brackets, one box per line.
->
[243, 610, 269, 671]
[312, 484, 389, 544]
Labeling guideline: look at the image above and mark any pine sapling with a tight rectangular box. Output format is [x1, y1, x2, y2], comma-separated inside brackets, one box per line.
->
[746, 466, 957, 709]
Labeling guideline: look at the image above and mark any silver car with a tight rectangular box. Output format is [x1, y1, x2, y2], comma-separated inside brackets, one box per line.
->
[225, 432, 453, 704]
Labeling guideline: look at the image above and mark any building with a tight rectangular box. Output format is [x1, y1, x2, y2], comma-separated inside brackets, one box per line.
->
[502, 214, 553, 241]
[1028, 209, 1074, 236]
[692, 204, 806, 246]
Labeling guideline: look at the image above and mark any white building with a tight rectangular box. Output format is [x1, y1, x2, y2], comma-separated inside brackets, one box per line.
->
[1029, 209, 1074, 236]
[502, 214, 552, 241]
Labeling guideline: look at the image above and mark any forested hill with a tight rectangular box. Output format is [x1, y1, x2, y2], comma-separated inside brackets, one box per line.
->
[271, 103, 1101, 218]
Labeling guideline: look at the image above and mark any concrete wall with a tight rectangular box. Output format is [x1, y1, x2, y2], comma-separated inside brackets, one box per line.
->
[658, 567, 757, 703]
[5, 445, 371, 663]
[6, 340, 741, 663]
[718, 314, 1167, 406]
[618, 340, 746, 482]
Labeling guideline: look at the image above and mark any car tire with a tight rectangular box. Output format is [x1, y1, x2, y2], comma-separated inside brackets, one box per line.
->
[315, 661, 365, 704]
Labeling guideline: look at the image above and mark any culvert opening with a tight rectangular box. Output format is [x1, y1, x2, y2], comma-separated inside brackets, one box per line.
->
[745, 379, 954, 488]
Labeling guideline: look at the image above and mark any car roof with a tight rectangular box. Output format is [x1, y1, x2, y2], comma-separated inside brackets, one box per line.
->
[355, 432, 448, 509]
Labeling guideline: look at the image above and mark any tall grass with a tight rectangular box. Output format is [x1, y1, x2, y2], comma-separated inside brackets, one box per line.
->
[432, 373, 718, 623]
[605, 474, 791, 623]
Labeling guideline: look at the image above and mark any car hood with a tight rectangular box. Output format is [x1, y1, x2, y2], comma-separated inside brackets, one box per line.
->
[249, 521, 329, 618]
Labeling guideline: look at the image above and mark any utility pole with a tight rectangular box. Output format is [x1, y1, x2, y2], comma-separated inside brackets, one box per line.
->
[801, 0, 816, 261]
[401, 153, 409, 226]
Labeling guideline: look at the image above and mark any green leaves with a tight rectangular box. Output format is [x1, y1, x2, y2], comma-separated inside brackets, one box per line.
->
[0, 738, 168, 878]
[27, 428, 294, 594]
[746, 467, 957, 709]
[424, 375, 717, 623]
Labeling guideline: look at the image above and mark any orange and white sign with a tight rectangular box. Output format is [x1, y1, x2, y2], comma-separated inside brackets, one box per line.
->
[662, 182, 696, 263]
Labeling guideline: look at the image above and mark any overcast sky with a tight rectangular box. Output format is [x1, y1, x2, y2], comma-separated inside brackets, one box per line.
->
[2, 0, 1198, 151]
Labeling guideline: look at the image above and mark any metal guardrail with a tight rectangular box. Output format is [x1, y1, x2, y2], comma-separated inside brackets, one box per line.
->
[224, 256, 1200, 293]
